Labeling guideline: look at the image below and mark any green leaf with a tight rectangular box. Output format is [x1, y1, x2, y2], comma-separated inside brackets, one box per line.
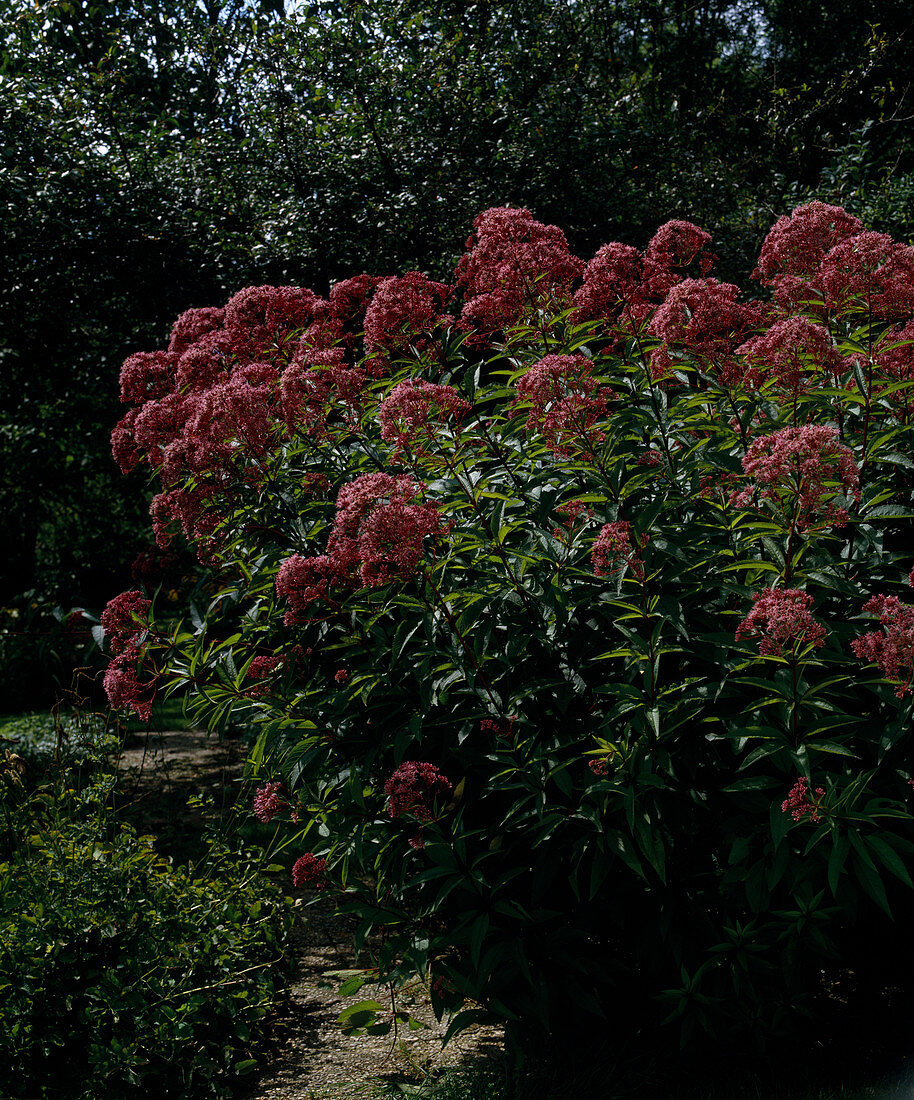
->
[851, 852, 891, 916]
[866, 836, 914, 889]
[442, 1008, 491, 1046]
[828, 836, 849, 898]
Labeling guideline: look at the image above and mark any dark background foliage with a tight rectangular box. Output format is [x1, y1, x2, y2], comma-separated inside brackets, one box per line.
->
[2, 0, 914, 612]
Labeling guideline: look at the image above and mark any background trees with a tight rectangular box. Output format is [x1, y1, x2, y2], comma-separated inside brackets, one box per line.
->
[2, 0, 914, 613]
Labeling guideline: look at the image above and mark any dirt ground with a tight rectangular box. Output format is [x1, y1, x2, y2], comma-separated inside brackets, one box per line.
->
[116, 728, 504, 1098]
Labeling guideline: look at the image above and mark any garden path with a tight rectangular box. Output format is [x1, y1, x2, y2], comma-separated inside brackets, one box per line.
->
[116, 727, 503, 1099]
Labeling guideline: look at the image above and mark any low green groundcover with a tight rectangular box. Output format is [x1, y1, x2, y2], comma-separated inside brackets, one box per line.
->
[0, 748, 291, 1099]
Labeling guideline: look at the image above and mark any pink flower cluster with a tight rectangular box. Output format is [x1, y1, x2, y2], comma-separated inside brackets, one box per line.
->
[572, 242, 647, 327]
[101, 589, 157, 721]
[480, 716, 517, 740]
[572, 220, 715, 338]
[276, 553, 343, 619]
[852, 594, 914, 697]
[755, 202, 862, 282]
[378, 379, 471, 457]
[754, 202, 914, 318]
[781, 777, 825, 823]
[276, 474, 446, 620]
[280, 346, 364, 436]
[553, 498, 594, 538]
[100, 590, 151, 654]
[735, 588, 826, 656]
[592, 521, 647, 580]
[456, 207, 583, 338]
[642, 220, 716, 297]
[818, 231, 914, 317]
[291, 852, 328, 889]
[224, 285, 322, 355]
[102, 647, 156, 723]
[648, 278, 758, 384]
[167, 305, 226, 356]
[733, 425, 860, 529]
[119, 350, 179, 405]
[363, 272, 452, 364]
[877, 320, 914, 381]
[253, 781, 286, 823]
[246, 655, 283, 698]
[738, 317, 842, 394]
[299, 274, 384, 352]
[514, 354, 612, 457]
[384, 761, 453, 820]
[112, 275, 394, 554]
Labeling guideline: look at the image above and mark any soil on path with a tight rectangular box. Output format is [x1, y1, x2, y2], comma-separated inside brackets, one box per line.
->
[116, 728, 504, 1098]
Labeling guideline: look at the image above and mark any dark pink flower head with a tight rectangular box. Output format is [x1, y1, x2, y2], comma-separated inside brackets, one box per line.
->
[363, 272, 451, 365]
[852, 594, 914, 697]
[291, 852, 328, 889]
[224, 285, 323, 355]
[300, 274, 384, 351]
[245, 655, 283, 698]
[253, 781, 286, 823]
[456, 207, 583, 338]
[330, 473, 447, 588]
[132, 392, 193, 469]
[334, 668, 348, 684]
[480, 716, 517, 740]
[819, 232, 914, 318]
[329, 273, 384, 323]
[349, 499, 446, 587]
[174, 330, 236, 392]
[592, 521, 647, 580]
[648, 279, 757, 383]
[103, 642, 155, 721]
[385, 761, 453, 820]
[754, 202, 864, 307]
[111, 407, 143, 474]
[378, 378, 471, 457]
[101, 590, 152, 654]
[280, 346, 362, 435]
[167, 306, 226, 357]
[738, 317, 843, 394]
[514, 354, 612, 457]
[733, 424, 860, 528]
[276, 553, 344, 620]
[119, 351, 178, 405]
[184, 361, 279, 466]
[572, 242, 650, 327]
[276, 475, 446, 615]
[554, 499, 595, 537]
[877, 320, 914, 381]
[781, 777, 825, 823]
[736, 588, 826, 656]
[150, 484, 223, 553]
[643, 220, 715, 299]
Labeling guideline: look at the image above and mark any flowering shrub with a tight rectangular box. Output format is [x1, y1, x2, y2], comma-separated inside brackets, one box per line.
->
[103, 201, 914, 1053]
